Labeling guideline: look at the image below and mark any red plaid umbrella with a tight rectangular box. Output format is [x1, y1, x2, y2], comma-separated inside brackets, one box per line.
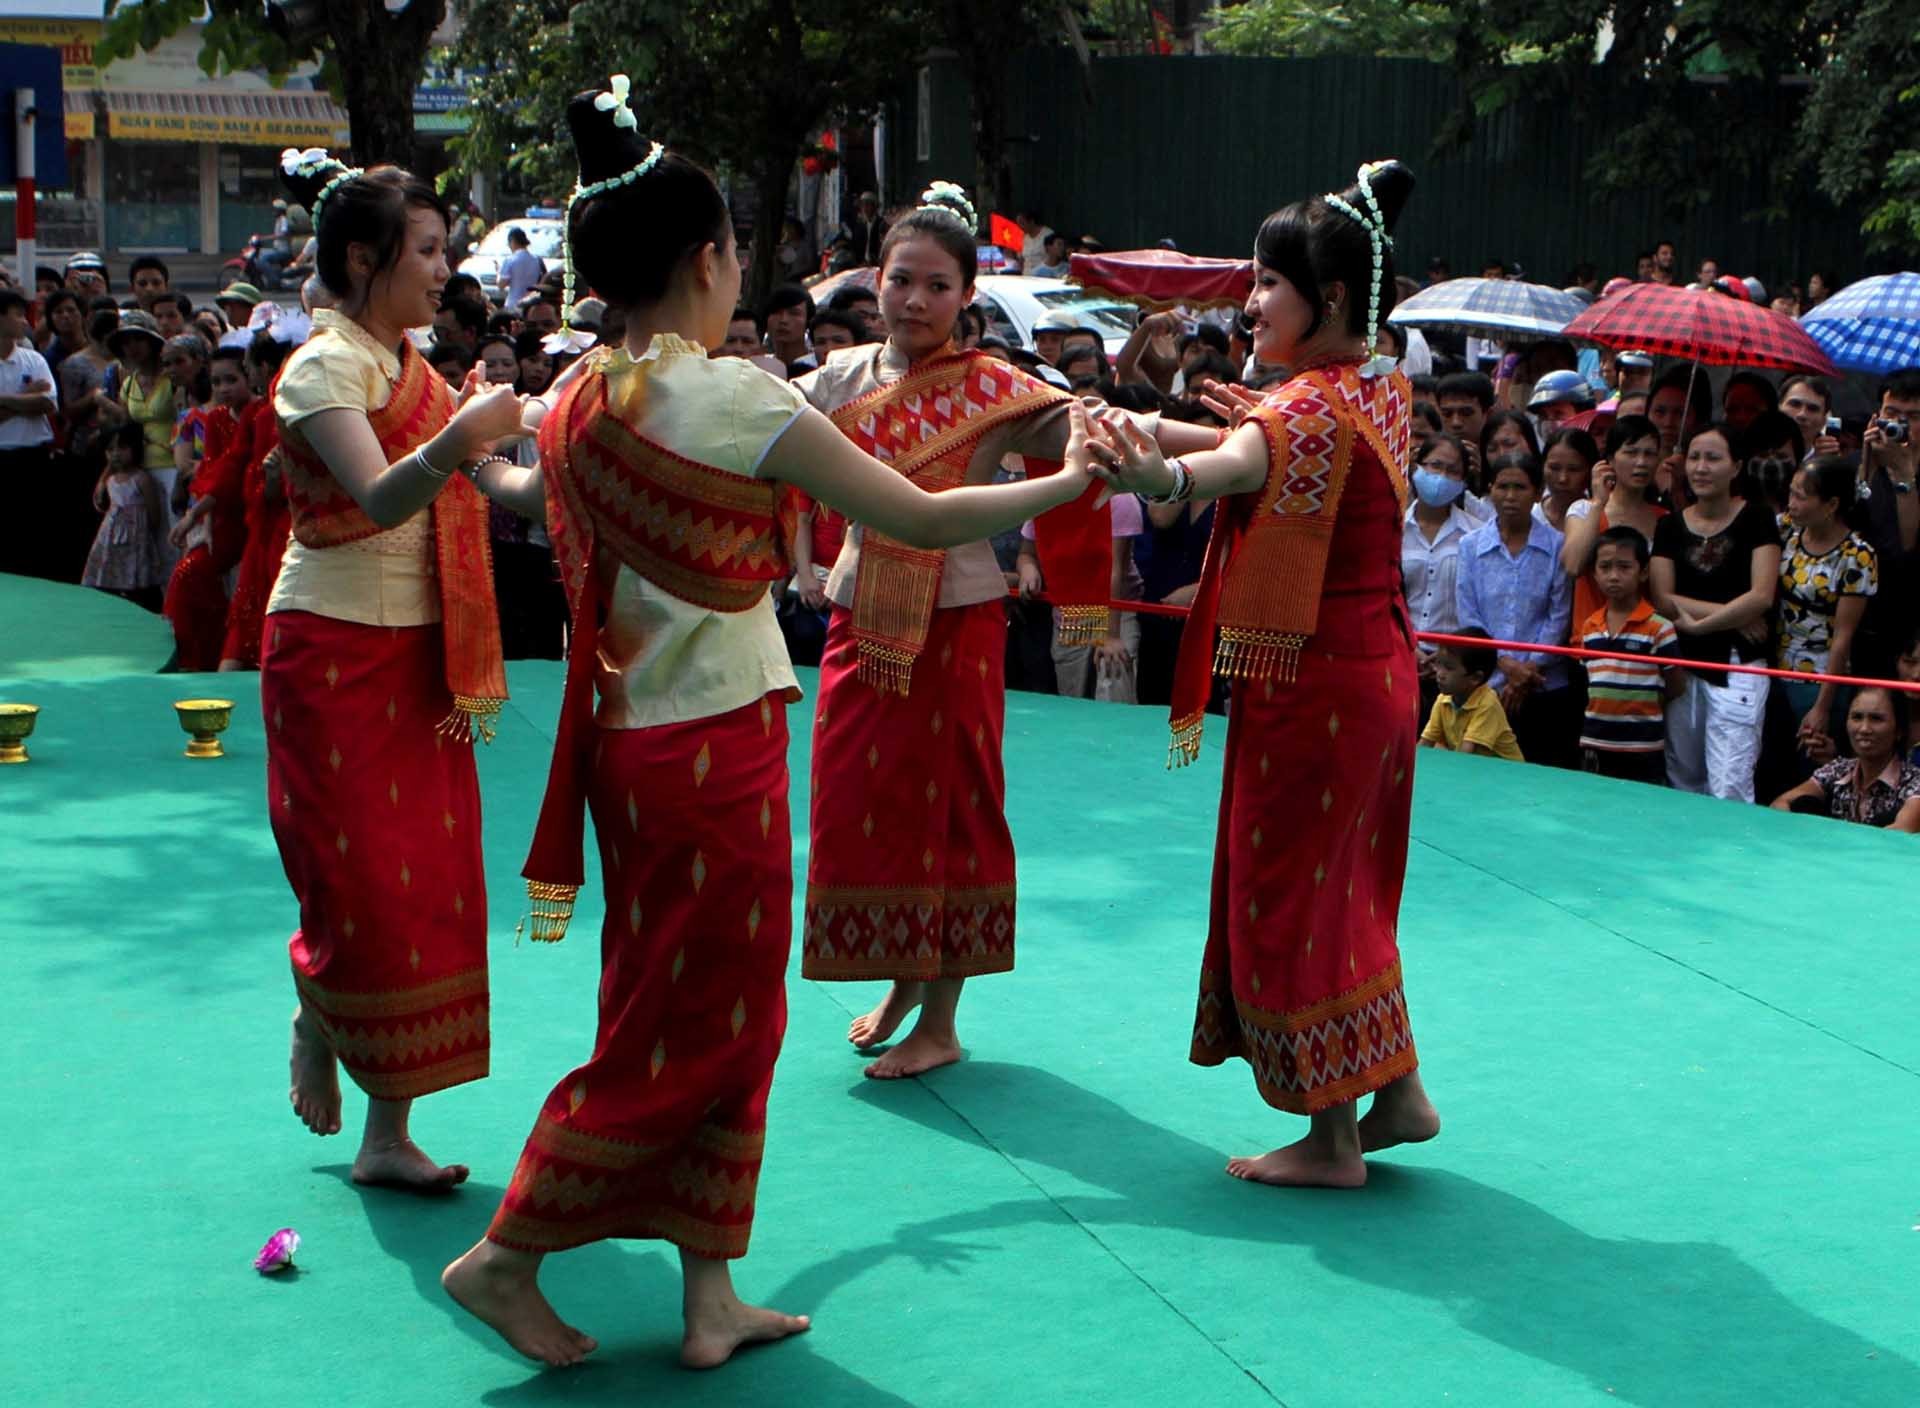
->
[1067, 249, 1254, 311]
[1564, 283, 1836, 375]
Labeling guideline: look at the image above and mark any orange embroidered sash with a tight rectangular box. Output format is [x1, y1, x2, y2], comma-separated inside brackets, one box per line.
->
[1168, 361, 1411, 764]
[520, 356, 797, 940]
[829, 351, 1087, 693]
[277, 331, 508, 740]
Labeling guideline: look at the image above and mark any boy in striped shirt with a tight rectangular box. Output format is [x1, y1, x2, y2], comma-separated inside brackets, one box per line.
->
[1579, 527, 1688, 784]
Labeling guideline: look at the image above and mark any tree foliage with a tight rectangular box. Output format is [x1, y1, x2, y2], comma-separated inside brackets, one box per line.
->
[1206, 0, 1450, 60]
[918, 0, 1086, 218]
[98, 0, 444, 166]
[451, 0, 923, 305]
[1204, 0, 1920, 254]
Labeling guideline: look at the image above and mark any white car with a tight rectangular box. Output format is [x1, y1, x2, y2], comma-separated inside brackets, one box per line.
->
[458, 217, 566, 305]
[971, 275, 1138, 358]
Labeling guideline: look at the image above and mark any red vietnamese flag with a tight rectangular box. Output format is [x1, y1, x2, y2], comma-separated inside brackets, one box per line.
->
[989, 213, 1023, 255]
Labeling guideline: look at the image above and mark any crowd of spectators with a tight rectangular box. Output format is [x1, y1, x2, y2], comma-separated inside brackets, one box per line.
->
[4, 214, 1915, 833]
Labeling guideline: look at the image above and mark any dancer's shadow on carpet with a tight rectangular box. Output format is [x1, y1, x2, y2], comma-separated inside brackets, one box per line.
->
[802, 1064, 1917, 1408]
[325, 1165, 914, 1408]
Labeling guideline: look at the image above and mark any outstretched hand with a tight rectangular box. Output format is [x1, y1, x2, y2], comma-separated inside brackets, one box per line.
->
[1195, 380, 1262, 428]
[452, 379, 527, 454]
[1088, 407, 1176, 499]
[1065, 400, 1117, 507]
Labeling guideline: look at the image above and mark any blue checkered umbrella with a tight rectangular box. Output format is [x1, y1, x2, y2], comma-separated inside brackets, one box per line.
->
[1801, 272, 1920, 374]
[1388, 277, 1584, 343]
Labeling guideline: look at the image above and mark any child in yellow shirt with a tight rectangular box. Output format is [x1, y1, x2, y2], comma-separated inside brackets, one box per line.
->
[1421, 628, 1525, 760]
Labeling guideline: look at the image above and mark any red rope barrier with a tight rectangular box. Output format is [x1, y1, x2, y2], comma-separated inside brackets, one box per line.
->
[1010, 589, 1920, 694]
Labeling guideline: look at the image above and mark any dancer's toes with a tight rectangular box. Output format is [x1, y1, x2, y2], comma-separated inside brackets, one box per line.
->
[1226, 1140, 1367, 1189]
[443, 1245, 596, 1368]
[353, 1138, 468, 1193]
[288, 1006, 342, 1136]
[847, 981, 926, 1049]
[681, 1299, 810, 1370]
[862, 1028, 962, 1080]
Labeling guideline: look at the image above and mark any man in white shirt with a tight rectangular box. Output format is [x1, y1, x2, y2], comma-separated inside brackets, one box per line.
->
[1016, 209, 1054, 275]
[498, 228, 545, 311]
[0, 286, 61, 578]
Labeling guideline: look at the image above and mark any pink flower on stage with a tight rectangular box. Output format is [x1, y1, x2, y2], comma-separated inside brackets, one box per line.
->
[253, 1228, 300, 1273]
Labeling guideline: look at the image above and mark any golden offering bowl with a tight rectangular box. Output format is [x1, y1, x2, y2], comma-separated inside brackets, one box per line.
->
[0, 703, 39, 764]
[174, 699, 236, 759]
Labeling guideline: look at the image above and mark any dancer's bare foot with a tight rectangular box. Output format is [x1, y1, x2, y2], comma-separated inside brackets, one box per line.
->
[848, 981, 925, 1049]
[681, 1296, 810, 1369]
[289, 1005, 342, 1135]
[1226, 1137, 1367, 1189]
[443, 1242, 597, 1368]
[353, 1137, 470, 1192]
[863, 1027, 962, 1080]
[1359, 1087, 1441, 1153]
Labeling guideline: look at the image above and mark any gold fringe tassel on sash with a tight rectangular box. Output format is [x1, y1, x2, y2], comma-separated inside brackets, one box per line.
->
[850, 541, 945, 696]
[521, 880, 579, 943]
[1168, 710, 1206, 769]
[856, 640, 919, 695]
[1054, 604, 1108, 647]
[1213, 627, 1308, 686]
[438, 695, 504, 745]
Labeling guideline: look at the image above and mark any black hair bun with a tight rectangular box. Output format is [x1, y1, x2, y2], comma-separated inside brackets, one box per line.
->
[566, 88, 662, 191]
[1337, 160, 1414, 235]
[278, 146, 352, 212]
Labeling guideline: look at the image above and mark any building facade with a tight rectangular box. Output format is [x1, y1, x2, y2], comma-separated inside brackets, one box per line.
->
[1, 10, 465, 259]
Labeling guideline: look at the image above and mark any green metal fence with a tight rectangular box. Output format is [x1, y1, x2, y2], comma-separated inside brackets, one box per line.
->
[893, 52, 1895, 293]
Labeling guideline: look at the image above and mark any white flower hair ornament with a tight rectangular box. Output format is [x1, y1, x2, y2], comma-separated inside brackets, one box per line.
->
[281, 146, 362, 233]
[594, 74, 637, 131]
[916, 181, 978, 233]
[1322, 159, 1398, 379]
[542, 326, 598, 357]
[279, 147, 332, 179]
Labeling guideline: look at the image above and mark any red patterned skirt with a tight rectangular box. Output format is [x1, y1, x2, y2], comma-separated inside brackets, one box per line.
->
[488, 694, 793, 1258]
[1190, 632, 1421, 1113]
[261, 611, 489, 1100]
[803, 601, 1016, 982]
[164, 545, 232, 672]
[222, 502, 291, 668]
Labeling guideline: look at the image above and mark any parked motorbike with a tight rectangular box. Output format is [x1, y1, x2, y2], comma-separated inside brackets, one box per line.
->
[222, 234, 292, 292]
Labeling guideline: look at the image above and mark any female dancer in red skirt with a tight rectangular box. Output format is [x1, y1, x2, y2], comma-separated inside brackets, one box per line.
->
[798, 186, 1218, 1078]
[267, 149, 525, 1190]
[440, 86, 1100, 1368]
[1092, 160, 1442, 1187]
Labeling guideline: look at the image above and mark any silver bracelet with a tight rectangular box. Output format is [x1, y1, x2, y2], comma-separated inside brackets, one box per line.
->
[466, 453, 513, 483]
[413, 446, 453, 481]
[1146, 457, 1193, 505]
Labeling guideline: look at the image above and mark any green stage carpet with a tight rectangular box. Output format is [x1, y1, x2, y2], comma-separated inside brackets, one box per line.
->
[4, 574, 1917, 1406]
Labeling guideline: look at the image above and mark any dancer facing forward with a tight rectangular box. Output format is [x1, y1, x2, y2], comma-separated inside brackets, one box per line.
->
[441, 87, 1104, 1370]
[268, 149, 524, 1189]
[796, 181, 1198, 1078]
[1090, 160, 1442, 1187]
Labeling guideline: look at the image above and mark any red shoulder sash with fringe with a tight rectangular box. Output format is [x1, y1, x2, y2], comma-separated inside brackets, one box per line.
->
[828, 349, 1109, 692]
[1167, 360, 1410, 764]
[277, 331, 507, 740]
[520, 354, 798, 940]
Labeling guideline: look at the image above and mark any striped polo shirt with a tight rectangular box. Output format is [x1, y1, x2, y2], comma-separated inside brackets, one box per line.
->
[1578, 600, 1681, 753]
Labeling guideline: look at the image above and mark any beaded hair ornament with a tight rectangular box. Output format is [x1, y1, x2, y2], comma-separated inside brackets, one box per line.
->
[1321, 160, 1398, 378]
[551, 74, 665, 354]
[915, 180, 978, 232]
[280, 146, 363, 233]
